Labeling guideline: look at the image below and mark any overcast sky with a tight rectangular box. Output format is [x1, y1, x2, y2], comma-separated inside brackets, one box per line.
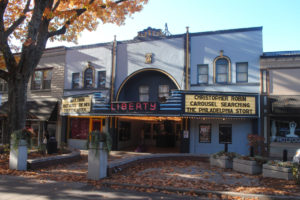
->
[47, 0, 300, 52]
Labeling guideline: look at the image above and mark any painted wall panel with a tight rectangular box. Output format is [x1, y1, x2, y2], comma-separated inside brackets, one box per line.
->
[115, 37, 185, 95]
[190, 30, 262, 93]
[189, 119, 252, 155]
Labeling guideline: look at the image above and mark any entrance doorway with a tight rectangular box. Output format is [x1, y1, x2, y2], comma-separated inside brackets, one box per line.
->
[117, 116, 182, 153]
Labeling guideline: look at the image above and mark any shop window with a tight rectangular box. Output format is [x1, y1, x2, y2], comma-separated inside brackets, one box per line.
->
[236, 62, 248, 83]
[216, 58, 229, 83]
[97, 71, 106, 88]
[197, 64, 208, 84]
[31, 69, 52, 90]
[84, 68, 94, 88]
[199, 124, 211, 143]
[0, 78, 8, 92]
[139, 85, 149, 102]
[119, 121, 131, 141]
[219, 124, 232, 144]
[70, 118, 89, 139]
[158, 85, 169, 102]
[72, 73, 80, 89]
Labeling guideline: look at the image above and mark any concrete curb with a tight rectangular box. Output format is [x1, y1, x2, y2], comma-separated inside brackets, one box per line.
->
[101, 182, 300, 200]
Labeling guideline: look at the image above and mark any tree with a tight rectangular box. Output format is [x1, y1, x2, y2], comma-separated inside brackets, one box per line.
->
[0, 0, 148, 143]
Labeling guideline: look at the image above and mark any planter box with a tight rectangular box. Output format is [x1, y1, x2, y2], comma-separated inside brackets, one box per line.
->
[233, 158, 262, 175]
[88, 142, 108, 180]
[9, 140, 27, 171]
[263, 164, 293, 180]
[210, 155, 232, 169]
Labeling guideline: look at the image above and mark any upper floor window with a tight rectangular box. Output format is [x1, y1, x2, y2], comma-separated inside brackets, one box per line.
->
[158, 85, 169, 102]
[236, 62, 248, 83]
[31, 69, 52, 90]
[214, 51, 231, 84]
[216, 58, 229, 83]
[97, 71, 106, 89]
[84, 67, 94, 88]
[72, 73, 80, 89]
[197, 64, 208, 84]
[0, 78, 8, 92]
[139, 85, 149, 102]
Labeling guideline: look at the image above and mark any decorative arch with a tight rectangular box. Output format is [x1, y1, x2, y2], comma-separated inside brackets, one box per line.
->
[213, 51, 231, 83]
[116, 68, 181, 101]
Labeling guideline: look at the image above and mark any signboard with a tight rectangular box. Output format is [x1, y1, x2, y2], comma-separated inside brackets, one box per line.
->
[110, 102, 158, 113]
[61, 96, 91, 114]
[185, 94, 256, 116]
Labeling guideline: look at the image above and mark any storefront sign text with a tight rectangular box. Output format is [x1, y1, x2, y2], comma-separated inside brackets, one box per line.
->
[61, 96, 91, 114]
[111, 102, 158, 112]
[185, 94, 256, 115]
[272, 136, 300, 143]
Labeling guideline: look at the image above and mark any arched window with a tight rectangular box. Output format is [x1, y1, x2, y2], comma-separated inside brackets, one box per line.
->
[84, 67, 94, 88]
[214, 53, 231, 84]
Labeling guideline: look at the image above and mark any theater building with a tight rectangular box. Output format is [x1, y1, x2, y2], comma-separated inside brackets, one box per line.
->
[61, 27, 262, 155]
[260, 51, 300, 158]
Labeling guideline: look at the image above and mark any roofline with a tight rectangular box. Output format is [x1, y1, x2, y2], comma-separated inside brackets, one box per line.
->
[189, 26, 262, 37]
[43, 26, 263, 49]
[261, 50, 300, 58]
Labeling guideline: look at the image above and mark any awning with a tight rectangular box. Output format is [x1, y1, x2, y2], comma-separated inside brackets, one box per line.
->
[270, 95, 300, 114]
[0, 99, 58, 121]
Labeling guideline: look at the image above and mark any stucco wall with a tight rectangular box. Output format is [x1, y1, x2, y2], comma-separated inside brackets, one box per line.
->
[64, 44, 113, 97]
[115, 37, 185, 95]
[189, 119, 253, 155]
[190, 29, 262, 93]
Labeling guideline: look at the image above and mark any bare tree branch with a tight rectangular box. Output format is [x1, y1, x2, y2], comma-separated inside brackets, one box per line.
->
[48, 0, 128, 38]
[52, 0, 60, 11]
[4, 0, 31, 38]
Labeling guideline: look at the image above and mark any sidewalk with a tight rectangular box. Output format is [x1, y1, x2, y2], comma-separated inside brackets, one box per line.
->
[0, 175, 194, 200]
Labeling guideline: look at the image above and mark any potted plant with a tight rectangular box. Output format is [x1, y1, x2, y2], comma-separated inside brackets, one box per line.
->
[263, 160, 295, 180]
[233, 155, 268, 175]
[210, 151, 239, 169]
[9, 129, 33, 171]
[87, 131, 112, 180]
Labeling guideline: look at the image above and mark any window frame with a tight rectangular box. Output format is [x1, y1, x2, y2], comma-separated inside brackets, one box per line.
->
[83, 67, 94, 89]
[219, 124, 232, 144]
[199, 124, 212, 143]
[197, 64, 209, 84]
[0, 78, 8, 92]
[97, 71, 106, 89]
[213, 54, 231, 84]
[139, 85, 149, 102]
[236, 62, 248, 83]
[31, 68, 53, 90]
[72, 72, 80, 89]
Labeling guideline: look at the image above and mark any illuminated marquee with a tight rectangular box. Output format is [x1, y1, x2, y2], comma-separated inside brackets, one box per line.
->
[61, 96, 91, 114]
[185, 94, 256, 116]
[111, 102, 158, 113]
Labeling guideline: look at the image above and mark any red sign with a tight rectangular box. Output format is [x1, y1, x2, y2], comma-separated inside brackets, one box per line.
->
[110, 102, 158, 112]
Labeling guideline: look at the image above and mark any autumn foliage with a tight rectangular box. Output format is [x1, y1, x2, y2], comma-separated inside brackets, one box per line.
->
[0, 0, 147, 142]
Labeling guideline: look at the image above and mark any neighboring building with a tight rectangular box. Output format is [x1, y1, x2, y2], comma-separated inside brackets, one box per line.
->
[187, 27, 262, 155]
[0, 47, 66, 145]
[260, 51, 300, 158]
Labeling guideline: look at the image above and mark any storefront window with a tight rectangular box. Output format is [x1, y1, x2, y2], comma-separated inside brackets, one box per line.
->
[271, 120, 300, 142]
[70, 118, 89, 139]
[199, 124, 211, 143]
[219, 124, 232, 144]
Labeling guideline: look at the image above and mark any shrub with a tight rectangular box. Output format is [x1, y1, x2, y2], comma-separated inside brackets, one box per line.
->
[212, 151, 239, 161]
[86, 131, 112, 153]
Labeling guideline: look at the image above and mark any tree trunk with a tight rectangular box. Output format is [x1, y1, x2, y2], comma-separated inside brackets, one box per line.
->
[4, 76, 29, 144]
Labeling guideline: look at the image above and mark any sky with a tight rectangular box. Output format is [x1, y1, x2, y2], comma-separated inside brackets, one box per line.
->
[47, 0, 300, 52]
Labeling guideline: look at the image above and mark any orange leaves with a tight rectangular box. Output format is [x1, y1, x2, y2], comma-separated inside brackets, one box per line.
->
[4, 0, 148, 46]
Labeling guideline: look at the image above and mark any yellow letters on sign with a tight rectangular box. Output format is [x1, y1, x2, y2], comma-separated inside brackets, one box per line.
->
[185, 94, 256, 115]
